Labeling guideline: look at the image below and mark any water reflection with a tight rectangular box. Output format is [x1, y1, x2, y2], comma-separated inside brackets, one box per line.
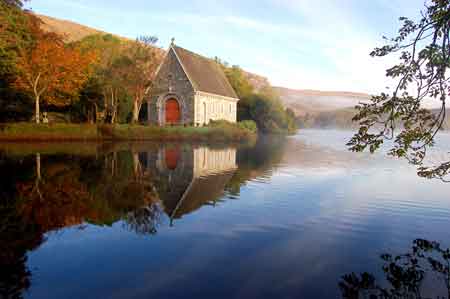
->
[4, 131, 449, 299]
[0, 139, 284, 298]
[340, 239, 450, 299]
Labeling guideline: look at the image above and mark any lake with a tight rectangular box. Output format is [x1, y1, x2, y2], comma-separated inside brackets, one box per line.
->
[1, 130, 450, 299]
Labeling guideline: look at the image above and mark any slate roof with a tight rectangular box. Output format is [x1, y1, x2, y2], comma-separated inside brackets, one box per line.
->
[172, 45, 239, 99]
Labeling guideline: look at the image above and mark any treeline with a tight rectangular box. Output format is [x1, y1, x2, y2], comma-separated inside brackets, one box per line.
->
[0, 1, 162, 124]
[217, 60, 298, 134]
[297, 108, 450, 130]
[298, 108, 359, 129]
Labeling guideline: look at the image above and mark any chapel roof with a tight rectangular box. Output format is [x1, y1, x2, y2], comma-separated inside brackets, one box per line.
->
[172, 45, 239, 99]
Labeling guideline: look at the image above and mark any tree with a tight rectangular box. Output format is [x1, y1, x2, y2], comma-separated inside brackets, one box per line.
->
[348, 0, 450, 180]
[3, 0, 28, 8]
[218, 62, 298, 134]
[223, 65, 254, 99]
[100, 53, 129, 124]
[0, 4, 38, 121]
[75, 34, 125, 123]
[14, 24, 96, 123]
[121, 36, 161, 124]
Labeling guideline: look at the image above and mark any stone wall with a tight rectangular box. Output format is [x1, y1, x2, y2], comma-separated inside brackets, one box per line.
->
[148, 49, 195, 125]
[194, 92, 237, 125]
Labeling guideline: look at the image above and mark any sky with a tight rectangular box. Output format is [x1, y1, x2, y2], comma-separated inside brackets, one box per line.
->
[26, 0, 426, 94]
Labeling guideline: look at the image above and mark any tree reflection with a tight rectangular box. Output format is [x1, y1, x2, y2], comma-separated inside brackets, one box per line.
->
[123, 204, 163, 235]
[340, 239, 450, 299]
[0, 151, 163, 298]
[0, 155, 43, 299]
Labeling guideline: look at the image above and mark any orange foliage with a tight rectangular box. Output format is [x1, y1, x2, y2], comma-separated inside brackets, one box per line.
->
[122, 37, 163, 122]
[13, 21, 97, 108]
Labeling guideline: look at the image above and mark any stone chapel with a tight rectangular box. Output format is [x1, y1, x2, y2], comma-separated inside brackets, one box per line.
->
[147, 41, 239, 126]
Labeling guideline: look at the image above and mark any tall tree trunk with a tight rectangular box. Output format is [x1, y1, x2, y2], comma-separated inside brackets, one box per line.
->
[103, 91, 108, 123]
[35, 94, 40, 124]
[132, 99, 140, 124]
[111, 89, 116, 124]
[33, 73, 42, 124]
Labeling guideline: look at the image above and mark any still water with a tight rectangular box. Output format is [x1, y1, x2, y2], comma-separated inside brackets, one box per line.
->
[1, 130, 450, 299]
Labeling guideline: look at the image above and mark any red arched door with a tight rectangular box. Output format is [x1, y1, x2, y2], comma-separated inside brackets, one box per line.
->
[165, 98, 180, 124]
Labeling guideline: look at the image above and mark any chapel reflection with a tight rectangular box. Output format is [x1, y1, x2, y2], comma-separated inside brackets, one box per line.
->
[138, 145, 237, 224]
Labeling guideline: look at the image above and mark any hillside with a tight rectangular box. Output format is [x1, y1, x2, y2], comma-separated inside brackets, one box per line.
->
[36, 14, 129, 42]
[275, 87, 371, 117]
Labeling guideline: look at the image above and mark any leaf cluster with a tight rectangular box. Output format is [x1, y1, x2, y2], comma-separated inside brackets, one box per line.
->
[348, 0, 450, 180]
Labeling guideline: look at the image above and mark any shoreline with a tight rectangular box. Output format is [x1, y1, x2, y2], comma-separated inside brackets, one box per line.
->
[0, 123, 257, 143]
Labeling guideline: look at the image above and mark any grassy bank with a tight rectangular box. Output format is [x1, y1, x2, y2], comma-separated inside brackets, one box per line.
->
[0, 122, 257, 142]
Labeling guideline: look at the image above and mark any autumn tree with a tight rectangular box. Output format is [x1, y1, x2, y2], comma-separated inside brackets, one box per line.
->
[100, 53, 130, 123]
[73, 34, 161, 124]
[14, 22, 96, 123]
[348, 0, 450, 180]
[0, 4, 38, 121]
[75, 34, 125, 123]
[121, 36, 162, 123]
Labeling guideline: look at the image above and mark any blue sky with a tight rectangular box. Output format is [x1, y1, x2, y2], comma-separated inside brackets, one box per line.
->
[26, 0, 425, 93]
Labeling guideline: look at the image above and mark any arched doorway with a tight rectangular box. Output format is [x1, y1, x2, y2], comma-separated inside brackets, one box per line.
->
[165, 98, 180, 125]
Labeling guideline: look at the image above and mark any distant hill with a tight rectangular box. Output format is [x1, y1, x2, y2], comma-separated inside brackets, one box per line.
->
[275, 87, 371, 117]
[36, 14, 128, 42]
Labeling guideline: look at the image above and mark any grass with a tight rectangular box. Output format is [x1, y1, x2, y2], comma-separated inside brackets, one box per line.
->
[0, 122, 257, 143]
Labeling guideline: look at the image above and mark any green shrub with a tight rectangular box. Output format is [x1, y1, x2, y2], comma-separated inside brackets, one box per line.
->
[208, 120, 233, 128]
[237, 120, 257, 133]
